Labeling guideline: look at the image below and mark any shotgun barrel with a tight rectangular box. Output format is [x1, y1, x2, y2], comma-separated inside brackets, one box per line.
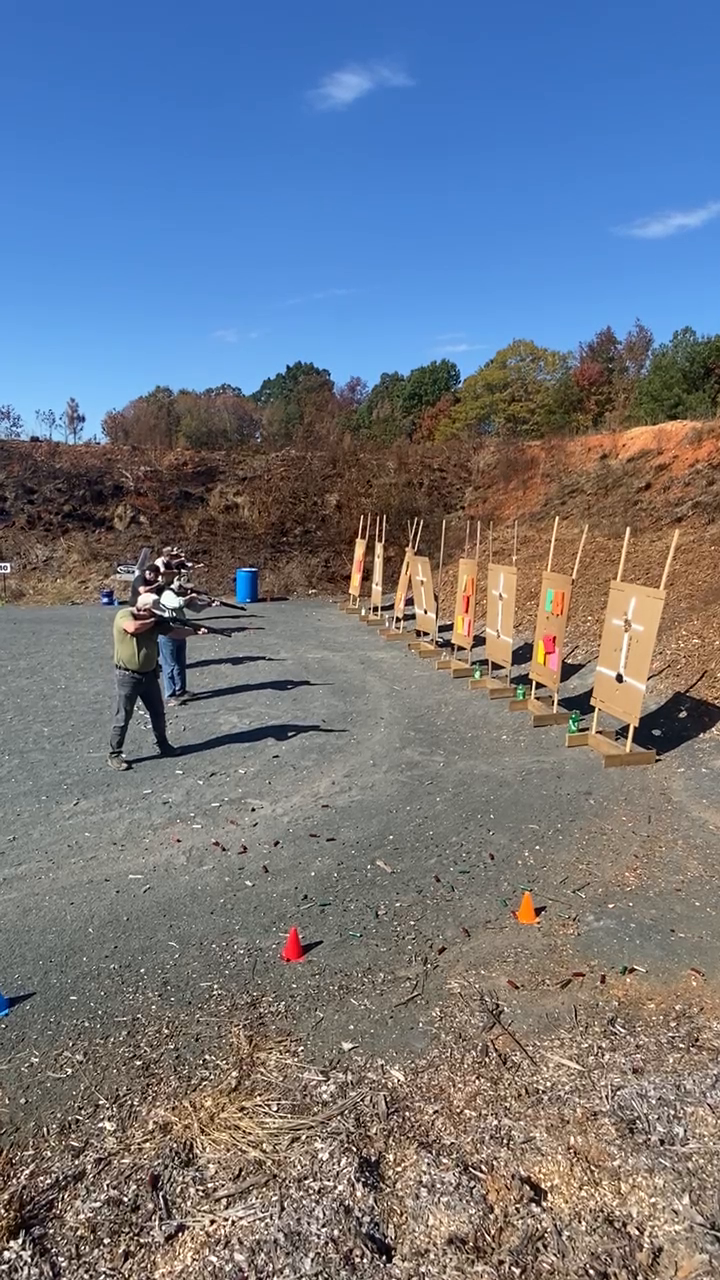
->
[150, 607, 233, 640]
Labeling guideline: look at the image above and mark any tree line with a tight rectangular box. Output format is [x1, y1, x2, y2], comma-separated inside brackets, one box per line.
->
[2, 323, 719, 448]
[0, 398, 86, 443]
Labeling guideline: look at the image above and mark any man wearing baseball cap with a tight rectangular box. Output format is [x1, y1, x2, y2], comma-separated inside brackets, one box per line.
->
[108, 592, 209, 771]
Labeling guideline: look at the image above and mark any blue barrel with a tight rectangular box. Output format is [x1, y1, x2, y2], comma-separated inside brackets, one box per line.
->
[100, 588, 115, 606]
[236, 567, 259, 604]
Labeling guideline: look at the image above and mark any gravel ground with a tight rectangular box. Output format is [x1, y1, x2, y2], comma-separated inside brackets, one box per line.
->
[1, 601, 719, 1138]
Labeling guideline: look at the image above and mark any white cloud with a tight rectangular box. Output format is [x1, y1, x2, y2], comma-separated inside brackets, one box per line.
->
[619, 200, 720, 239]
[279, 288, 355, 307]
[434, 341, 487, 355]
[212, 327, 268, 342]
[309, 62, 414, 111]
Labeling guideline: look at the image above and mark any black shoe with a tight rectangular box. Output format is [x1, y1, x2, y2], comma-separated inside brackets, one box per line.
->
[108, 753, 131, 771]
[157, 741, 178, 757]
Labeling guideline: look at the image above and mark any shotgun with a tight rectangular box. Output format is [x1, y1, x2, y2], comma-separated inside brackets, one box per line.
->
[193, 593, 247, 612]
[150, 606, 234, 640]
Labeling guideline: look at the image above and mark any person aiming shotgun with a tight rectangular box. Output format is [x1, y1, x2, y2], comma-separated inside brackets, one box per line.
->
[109, 593, 210, 771]
[152, 571, 232, 704]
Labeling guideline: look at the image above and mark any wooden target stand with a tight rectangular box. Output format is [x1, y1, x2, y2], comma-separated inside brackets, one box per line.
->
[567, 527, 679, 767]
[338, 513, 371, 612]
[470, 521, 519, 698]
[359, 515, 387, 626]
[435, 521, 482, 678]
[508, 517, 588, 726]
[407, 520, 447, 659]
[379, 519, 423, 642]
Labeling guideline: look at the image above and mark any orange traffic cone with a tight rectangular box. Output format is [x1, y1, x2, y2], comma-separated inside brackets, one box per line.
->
[281, 926, 305, 962]
[513, 892, 539, 925]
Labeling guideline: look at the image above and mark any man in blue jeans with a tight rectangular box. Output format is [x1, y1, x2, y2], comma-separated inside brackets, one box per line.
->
[156, 573, 219, 705]
[158, 630, 189, 705]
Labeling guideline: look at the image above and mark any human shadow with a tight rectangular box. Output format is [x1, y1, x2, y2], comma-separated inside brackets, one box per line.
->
[191, 679, 327, 701]
[188, 655, 285, 670]
[634, 682, 720, 756]
[180, 723, 346, 757]
[130, 723, 345, 764]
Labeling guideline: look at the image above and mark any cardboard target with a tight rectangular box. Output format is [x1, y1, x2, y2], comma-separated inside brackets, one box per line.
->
[592, 582, 665, 728]
[529, 571, 574, 692]
[409, 554, 437, 638]
[452, 557, 479, 651]
[485, 562, 517, 670]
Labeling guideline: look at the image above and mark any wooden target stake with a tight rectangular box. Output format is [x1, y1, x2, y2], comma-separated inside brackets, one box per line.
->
[362, 514, 388, 625]
[408, 518, 446, 658]
[471, 519, 519, 697]
[380, 516, 422, 640]
[509, 517, 588, 726]
[436, 518, 483, 678]
[569, 525, 679, 766]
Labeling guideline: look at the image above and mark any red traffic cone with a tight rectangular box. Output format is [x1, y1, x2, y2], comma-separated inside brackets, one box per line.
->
[281, 926, 304, 962]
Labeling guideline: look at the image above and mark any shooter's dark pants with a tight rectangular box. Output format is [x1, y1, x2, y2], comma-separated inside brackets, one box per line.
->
[110, 667, 167, 755]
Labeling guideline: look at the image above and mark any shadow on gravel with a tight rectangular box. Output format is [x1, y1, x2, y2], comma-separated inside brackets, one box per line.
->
[1, 991, 36, 1015]
[512, 640, 533, 666]
[191, 679, 329, 701]
[559, 658, 592, 682]
[187, 655, 285, 670]
[210, 613, 262, 621]
[558, 686, 595, 718]
[635, 685, 720, 756]
[554, 674, 720, 756]
[301, 939, 324, 955]
[131, 723, 346, 761]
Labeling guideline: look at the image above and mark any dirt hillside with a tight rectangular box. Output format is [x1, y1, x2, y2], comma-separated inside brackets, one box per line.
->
[0, 420, 718, 703]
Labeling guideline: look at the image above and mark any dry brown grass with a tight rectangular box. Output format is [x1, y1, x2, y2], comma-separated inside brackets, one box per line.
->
[163, 1032, 366, 1167]
[3, 989, 720, 1278]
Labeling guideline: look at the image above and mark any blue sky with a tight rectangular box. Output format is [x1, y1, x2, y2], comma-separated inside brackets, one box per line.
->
[2, 0, 720, 435]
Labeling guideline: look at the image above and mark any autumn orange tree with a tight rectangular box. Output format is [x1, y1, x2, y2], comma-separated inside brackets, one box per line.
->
[573, 320, 654, 431]
[91, 318, 720, 454]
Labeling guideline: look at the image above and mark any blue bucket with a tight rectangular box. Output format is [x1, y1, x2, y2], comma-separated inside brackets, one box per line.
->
[100, 588, 115, 606]
[235, 567, 259, 604]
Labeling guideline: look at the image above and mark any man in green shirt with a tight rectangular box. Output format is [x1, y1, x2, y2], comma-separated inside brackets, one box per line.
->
[109, 594, 208, 771]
